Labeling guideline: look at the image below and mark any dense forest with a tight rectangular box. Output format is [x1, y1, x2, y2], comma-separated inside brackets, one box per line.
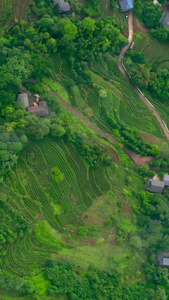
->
[1, 0, 169, 299]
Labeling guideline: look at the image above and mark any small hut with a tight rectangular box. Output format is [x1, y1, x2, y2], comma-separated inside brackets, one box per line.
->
[145, 179, 164, 194]
[52, 0, 70, 13]
[17, 93, 29, 108]
[119, 0, 134, 12]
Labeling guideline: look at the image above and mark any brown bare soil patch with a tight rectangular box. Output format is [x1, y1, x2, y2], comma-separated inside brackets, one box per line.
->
[124, 147, 154, 166]
[152, 174, 161, 181]
[133, 16, 149, 34]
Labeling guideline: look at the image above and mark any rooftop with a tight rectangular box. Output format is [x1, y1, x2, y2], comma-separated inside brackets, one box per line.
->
[52, 0, 70, 12]
[119, 0, 134, 12]
[163, 258, 169, 266]
[151, 180, 164, 188]
[17, 93, 29, 108]
[161, 11, 169, 28]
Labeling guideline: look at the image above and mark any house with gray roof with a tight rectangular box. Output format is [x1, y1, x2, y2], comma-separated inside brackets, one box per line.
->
[161, 11, 169, 28]
[119, 0, 134, 12]
[28, 101, 49, 117]
[145, 179, 164, 193]
[163, 258, 169, 266]
[17, 93, 29, 108]
[164, 174, 169, 186]
[158, 254, 169, 267]
[52, 0, 70, 13]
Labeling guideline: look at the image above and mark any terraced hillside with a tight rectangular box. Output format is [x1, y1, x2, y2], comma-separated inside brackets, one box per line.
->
[0, 138, 112, 277]
[49, 53, 168, 151]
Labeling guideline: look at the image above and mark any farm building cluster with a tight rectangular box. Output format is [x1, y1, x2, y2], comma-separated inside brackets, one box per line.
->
[52, 0, 70, 13]
[17, 93, 49, 117]
[145, 174, 169, 194]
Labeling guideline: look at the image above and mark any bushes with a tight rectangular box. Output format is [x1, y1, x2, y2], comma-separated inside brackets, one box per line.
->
[101, 105, 161, 157]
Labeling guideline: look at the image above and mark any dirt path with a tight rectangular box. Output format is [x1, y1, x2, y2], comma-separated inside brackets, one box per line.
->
[50, 91, 155, 166]
[133, 16, 149, 34]
[123, 147, 153, 166]
[118, 7, 169, 143]
[50, 91, 117, 144]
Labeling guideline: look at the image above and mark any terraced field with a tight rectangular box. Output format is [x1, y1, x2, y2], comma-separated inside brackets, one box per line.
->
[90, 59, 165, 141]
[50, 49, 166, 146]
[0, 138, 111, 276]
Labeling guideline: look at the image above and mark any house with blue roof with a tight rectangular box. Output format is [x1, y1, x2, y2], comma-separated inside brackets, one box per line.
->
[119, 0, 134, 12]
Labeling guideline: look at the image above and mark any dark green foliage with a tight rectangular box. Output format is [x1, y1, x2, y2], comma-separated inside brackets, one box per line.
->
[101, 105, 161, 157]
[150, 27, 169, 43]
[135, 1, 162, 29]
[45, 260, 124, 299]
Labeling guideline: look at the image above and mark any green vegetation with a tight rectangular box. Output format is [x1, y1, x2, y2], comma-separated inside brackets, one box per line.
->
[1, 0, 169, 299]
[135, 1, 162, 29]
[128, 32, 169, 127]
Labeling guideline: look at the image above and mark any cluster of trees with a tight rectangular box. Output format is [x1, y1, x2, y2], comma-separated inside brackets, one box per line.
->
[0, 270, 35, 295]
[135, 1, 162, 29]
[125, 52, 169, 101]
[0, 257, 168, 298]
[149, 155, 169, 168]
[66, 131, 113, 166]
[135, 0, 169, 44]
[44, 259, 169, 299]
[150, 27, 169, 43]
[101, 105, 161, 157]
[133, 189, 169, 253]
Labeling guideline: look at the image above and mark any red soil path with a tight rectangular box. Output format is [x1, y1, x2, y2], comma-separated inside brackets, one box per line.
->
[133, 16, 149, 34]
[50, 91, 154, 166]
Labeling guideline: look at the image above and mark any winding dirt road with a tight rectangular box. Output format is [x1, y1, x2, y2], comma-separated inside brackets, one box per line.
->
[48, 4, 169, 166]
[118, 9, 169, 142]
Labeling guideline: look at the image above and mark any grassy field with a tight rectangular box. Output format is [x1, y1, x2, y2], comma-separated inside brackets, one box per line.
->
[134, 33, 169, 70]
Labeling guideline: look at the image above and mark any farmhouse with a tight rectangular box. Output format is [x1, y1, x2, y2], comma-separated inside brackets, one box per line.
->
[145, 179, 164, 194]
[119, 0, 134, 12]
[161, 11, 169, 28]
[17, 93, 49, 117]
[52, 0, 70, 13]
[17, 93, 29, 108]
[164, 174, 169, 186]
[158, 253, 169, 267]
